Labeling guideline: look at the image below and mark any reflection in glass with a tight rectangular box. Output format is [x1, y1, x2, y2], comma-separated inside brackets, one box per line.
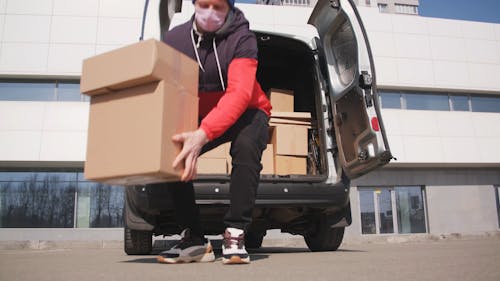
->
[0, 172, 124, 228]
[377, 189, 393, 234]
[359, 190, 376, 234]
[0, 175, 75, 228]
[471, 96, 500, 113]
[450, 95, 469, 111]
[57, 82, 83, 101]
[0, 81, 55, 101]
[396, 186, 426, 233]
[77, 182, 124, 228]
[0, 172, 77, 182]
[405, 93, 450, 111]
[380, 92, 401, 109]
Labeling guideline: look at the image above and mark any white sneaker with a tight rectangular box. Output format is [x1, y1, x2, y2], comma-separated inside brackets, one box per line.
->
[157, 229, 215, 264]
[222, 227, 250, 264]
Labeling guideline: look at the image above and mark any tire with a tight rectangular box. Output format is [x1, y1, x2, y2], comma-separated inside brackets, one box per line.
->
[124, 227, 153, 255]
[304, 217, 345, 252]
[245, 231, 264, 249]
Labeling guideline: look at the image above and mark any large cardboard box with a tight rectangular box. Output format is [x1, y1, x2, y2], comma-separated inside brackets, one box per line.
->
[274, 155, 307, 175]
[268, 88, 294, 112]
[270, 124, 308, 156]
[197, 158, 228, 174]
[198, 143, 230, 174]
[82, 39, 199, 185]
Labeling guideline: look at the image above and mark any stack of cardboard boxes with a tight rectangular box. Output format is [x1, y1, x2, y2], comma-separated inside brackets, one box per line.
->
[268, 89, 310, 175]
[81, 39, 199, 185]
[196, 89, 311, 176]
[197, 143, 230, 174]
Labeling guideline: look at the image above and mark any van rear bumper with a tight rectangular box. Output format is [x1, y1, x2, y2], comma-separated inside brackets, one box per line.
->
[194, 181, 350, 207]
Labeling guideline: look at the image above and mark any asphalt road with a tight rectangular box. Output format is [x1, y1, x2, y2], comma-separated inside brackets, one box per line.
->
[1, 238, 499, 281]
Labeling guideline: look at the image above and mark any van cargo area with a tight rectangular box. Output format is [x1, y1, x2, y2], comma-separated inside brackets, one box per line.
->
[196, 31, 329, 184]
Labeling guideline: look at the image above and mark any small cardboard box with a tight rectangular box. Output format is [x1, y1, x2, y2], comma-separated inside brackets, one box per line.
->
[271, 124, 308, 156]
[82, 39, 199, 185]
[268, 88, 294, 112]
[274, 155, 307, 175]
[197, 158, 228, 174]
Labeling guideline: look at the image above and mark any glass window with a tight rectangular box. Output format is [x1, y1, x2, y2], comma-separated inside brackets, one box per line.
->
[377, 189, 393, 233]
[0, 81, 55, 101]
[405, 93, 450, 111]
[359, 186, 427, 235]
[0, 171, 124, 228]
[0, 177, 75, 228]
[359, 190, 376, 234]
[395, 186, 426, 234]
[471, 96, 500, 113]
[395, 4, 418, 14]
[0, 172, 77, 182]
[57, 82, 82, 101]
[77, 182, 124, 228]
[378, 3, 388, 13]
[450, 95, 470, 111]
[380, 92, 401, 109]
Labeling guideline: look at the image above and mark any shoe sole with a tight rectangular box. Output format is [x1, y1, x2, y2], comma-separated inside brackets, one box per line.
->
[222, 255, 250, 265]
[157, 251, 216, 264]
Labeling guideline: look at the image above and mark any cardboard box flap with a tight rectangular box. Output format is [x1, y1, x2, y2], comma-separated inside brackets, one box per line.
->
[270, 111, 311, 121]
[81, 39, 198, 96]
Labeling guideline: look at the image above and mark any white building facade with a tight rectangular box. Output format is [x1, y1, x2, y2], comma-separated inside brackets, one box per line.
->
[0, 0, 499, 241]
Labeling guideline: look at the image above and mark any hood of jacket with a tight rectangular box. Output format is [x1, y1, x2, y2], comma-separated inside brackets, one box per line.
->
[163, 8, 257, 93]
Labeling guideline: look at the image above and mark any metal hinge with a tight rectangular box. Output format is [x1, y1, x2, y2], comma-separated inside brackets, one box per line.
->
[330, 0, 340, 9]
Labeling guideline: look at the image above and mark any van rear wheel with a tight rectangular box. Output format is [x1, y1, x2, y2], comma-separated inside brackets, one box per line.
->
[124, 227, 152, 255]
[304, 216, 344, 252]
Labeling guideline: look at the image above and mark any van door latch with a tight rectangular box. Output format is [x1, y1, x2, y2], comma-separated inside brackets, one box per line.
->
[358, 150, 369, 161]
[359, 71, 372, 89]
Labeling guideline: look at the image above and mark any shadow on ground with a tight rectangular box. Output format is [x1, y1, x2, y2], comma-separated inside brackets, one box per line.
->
[120, 239, 365, 264]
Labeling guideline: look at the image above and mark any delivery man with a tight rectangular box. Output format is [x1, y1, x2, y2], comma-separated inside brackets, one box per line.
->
[156, 0, 272, 265]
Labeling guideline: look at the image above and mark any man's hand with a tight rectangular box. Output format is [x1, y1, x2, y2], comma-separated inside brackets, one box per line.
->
[172, 129, 209, 182]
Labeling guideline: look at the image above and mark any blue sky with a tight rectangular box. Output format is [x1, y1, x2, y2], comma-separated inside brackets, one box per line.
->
[236, 0, 500, 24]
[419, 0, 500, 24]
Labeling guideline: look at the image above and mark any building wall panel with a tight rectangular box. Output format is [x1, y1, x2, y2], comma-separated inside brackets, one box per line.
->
[5, 0, 53, 15]
[0, 43, 49, 73]
[52, 0, 99, 17]
[3, 15, 51, 43]
[50, 16, 98, 44]
[426, 185, 498, 234]
[47, 44, 95, 74]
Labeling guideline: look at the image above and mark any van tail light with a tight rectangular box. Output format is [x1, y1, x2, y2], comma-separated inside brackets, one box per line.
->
[371, 117, 380, 131]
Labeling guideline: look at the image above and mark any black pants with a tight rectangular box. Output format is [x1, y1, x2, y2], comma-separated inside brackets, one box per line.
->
[166, 109, 269, 236]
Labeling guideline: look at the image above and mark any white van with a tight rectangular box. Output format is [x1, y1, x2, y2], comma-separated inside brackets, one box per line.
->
[124, 0, 393, 254]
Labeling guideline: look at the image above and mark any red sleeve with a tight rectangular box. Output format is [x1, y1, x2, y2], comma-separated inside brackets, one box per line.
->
[199, 58, 257, 140]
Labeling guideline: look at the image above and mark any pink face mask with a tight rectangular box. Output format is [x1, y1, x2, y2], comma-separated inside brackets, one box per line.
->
[194, 6, 227, 33]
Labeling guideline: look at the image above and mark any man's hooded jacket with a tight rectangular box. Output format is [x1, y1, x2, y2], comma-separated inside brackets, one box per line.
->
[163, 8, 272, 141]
